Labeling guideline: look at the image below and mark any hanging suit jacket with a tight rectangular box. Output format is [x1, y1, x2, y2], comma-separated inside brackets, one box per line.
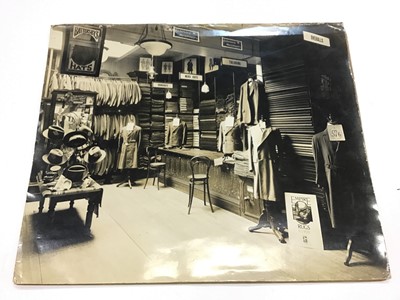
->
[218, 120, 241, 155]
[312, 128, 345, 228]
[165, 121, 187, 147]
[248, 125, 281, 201]
[238, 80, 266, 125]
[117, 125, 142, 169]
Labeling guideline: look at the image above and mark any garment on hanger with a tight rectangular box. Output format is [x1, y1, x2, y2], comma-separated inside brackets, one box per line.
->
[312, 127, 345, 228]
[218, 118, 241, 155]
[237, 79, 266, 125]
[248, 125, 281, 200]
[117, 123, 142, 169]
[165, 120, 187, 147]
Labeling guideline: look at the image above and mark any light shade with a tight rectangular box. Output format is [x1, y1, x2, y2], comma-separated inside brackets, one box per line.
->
[201, 82, 210, 93]
[139, 39, 172, 56]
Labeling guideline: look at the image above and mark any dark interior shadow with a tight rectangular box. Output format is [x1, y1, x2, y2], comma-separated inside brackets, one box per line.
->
[30, 208, 94, 254]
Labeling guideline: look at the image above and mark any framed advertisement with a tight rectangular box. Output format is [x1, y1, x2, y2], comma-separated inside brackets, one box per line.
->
[183, 57, 197, 74]
[139, 57, 152, 72]
[60, 24, 106, 77]
[161, 61, 173, 75]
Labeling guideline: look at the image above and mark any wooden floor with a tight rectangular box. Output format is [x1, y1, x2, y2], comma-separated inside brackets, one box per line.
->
[14, 180, 389, 284]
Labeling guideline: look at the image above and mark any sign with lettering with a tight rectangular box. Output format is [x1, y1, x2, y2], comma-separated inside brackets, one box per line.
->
[303, 31, 330, 47]
[173, 26, 200, 42]
[179, 73, 203, 81]
[61, 24, 106, 77]
[327, 124, 346, 141]
[221, 57, 247, 68]
[152, 82, 173, 89]
[285, 192, 324, 250]
[221, 37, 243, 51]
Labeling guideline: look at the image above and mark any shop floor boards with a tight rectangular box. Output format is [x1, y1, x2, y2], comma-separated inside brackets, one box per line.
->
[14, 180, 389, 284]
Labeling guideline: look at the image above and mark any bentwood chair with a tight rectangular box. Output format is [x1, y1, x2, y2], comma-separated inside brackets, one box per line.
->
[143, 146, 166, 190]
[187, 156, 214, 214]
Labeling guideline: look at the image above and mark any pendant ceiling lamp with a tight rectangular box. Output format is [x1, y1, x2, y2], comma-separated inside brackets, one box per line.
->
[201, 72, 209, 93]
[136, 24, 172, 56]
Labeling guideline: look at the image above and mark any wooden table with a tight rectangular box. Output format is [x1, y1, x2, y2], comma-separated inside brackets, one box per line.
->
[40, 182, 103, 232]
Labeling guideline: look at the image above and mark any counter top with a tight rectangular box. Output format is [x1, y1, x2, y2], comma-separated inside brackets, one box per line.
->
[158, 147, 225, 160]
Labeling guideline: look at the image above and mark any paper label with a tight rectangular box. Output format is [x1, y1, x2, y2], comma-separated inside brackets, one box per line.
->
[327, 124, 346, 141]
[173, 117, 180, 126]
[303, 31, 330, 47]
[225, 116, 234, 127]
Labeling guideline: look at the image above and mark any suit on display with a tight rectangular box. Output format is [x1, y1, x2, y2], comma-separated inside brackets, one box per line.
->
[218, 119, 241, 155]
[248, 125, 281, 201]
[238, 79, 266, 125]
[312, 127, 345, 228]
[165, 120, 187, 148]
[117, 123, 142, 170]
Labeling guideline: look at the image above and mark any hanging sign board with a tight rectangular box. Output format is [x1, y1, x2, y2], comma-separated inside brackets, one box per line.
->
[173, 26, 200, 42]
[179, 73, 203, 81]
[285, 192, 324, 250]
[327, 124, 346, 141]
[221, 57, 247, 68]
[221, 37, 243, 51]
[303, 31, 331, 47]
[152, 82, 173, 89]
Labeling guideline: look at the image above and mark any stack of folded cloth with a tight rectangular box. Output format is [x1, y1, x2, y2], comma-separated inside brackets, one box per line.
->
[233, 150, 253, 178]
[179, 115, 193, 130]
[139, 82, 151, 95]
[199, 99, 216, 115]
[140, 132, 150, 151]
[165, 101, 179, 113]
[137, 113, 151, 130]
[184, 131, 193, 147]
[150, 131, 165, 146]
[151, 114, 165, 131]
[200, 131, 217, 151]
[199, 116, 217, 131]
[193, 131, 200, 148]
[152, 87, 165, 96]
[164, 115, 174, 131]
[179, 97, 194, 113]
[135, 95, 152, 112]
[180, 83, 195, 98]
[151, 98, 165, 113]
[193, 114, 199, 130]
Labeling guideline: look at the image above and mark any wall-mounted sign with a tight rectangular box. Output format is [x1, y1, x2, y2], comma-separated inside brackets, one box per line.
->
[221, 37, 243, 51]
[173, 26, 200, 42]
[152, 82, 173, 89]
[179, 73, 203, 81]
[61, 25, 106, 77]
[303, 31, 331, 47]
[221, 57, 247, 68]
[285, 192, 324, 250]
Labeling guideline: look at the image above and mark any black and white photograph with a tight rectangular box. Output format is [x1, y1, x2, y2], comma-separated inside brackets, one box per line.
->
[11, 23, 392, 285]
[162, 61, 173, 75]
[183, 57, 197, 74]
